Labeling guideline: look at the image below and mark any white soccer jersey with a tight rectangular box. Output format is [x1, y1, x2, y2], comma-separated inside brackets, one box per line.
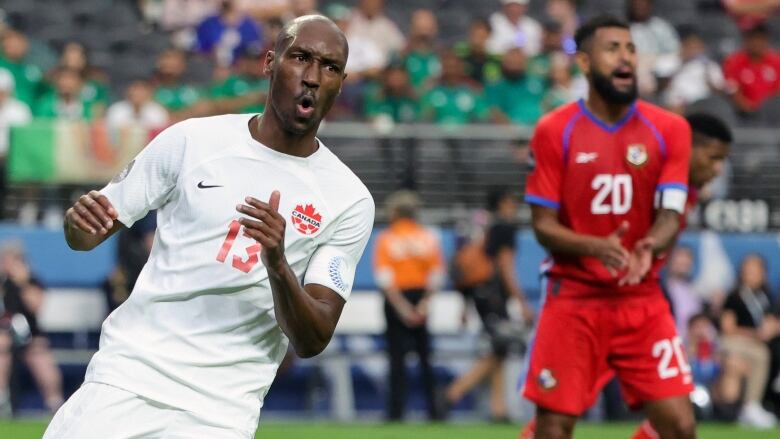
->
[87, 114, 374, 434]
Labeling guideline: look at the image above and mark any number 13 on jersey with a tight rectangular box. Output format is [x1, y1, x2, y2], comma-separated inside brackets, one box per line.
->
[216, 220, 263, 273]
[591, 174, 633, 215]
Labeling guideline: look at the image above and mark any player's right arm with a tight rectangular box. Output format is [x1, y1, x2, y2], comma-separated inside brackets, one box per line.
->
[531, 207, 629, 273]
[64, 191, 123, 251]
[64, 121, 185, 251]
[525, 119, 629, 273]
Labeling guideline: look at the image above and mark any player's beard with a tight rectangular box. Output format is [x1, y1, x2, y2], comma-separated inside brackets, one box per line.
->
[591, 69, 637, 105]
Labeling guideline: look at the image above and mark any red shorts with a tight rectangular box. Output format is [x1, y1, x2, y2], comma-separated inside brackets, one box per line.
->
[521, 286, 694, 416]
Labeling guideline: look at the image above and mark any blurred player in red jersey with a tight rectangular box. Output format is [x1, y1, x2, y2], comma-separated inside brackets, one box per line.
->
[520, 15, 696, 439]
[518, 112, 732, 439]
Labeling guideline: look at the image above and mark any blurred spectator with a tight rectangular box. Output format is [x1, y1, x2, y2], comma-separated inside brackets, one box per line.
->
[374, 191, 445, 421]
[527, 19, 565, 82]
[51, 42, 109, 117]
[720, 254, 778, 428]
[283, 0, 319, 18]
[0, 68, 32, 219]
[664, 246, 703, 336]
[767, 294, 780, 416]
[34, 68, 93, 120]
[346, 0, 405, 67]
[328, 4, 383, 83]
[446, 188, 532, 421]
[723, 0, 780, 30]
[542, 52, 586, 111]
[546, 0, 579, 54]
[159, 0, 220, 33]
[208, 47, 268, 114]
[238, 0, 319, 22]
[455, 18, 502, 85]
[627, 0, 682, 97]
[152, 49, 203, 114]
[687, 313, 720, 387]
[106, 80, 169, 133]
[663, 27, 725, 113]
[363, 64, 419, 124]
[685, 313, 745, 421]
[194, 0, 263, 67]
[403, 9, 441, 92]
[0, 30, 43, 108]
[723, 23, 780, 114]
[486, 0, 542, 56]
[421, 51, 489, 125]
[486, 48, 546, 126]
[0, 242, 63, 414]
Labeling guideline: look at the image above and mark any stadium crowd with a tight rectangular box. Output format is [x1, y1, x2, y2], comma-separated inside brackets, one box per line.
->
[1, 0, 780, 134]
[2, 0, 780, 430]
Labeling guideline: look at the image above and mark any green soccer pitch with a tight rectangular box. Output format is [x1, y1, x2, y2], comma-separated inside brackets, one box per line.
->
[3, 420, 780, 438]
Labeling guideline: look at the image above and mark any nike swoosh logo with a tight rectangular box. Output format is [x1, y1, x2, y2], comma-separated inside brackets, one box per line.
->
[197, 181, 223, 189]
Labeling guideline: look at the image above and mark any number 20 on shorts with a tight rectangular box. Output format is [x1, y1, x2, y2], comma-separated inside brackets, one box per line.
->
[652, 336, 692, 380]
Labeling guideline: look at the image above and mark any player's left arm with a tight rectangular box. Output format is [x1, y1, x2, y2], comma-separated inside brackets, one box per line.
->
[238, 192, 375, 358]
[621, 116, 692, 285]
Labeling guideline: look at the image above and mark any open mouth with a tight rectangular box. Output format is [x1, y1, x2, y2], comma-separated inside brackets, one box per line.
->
[612, 69, 635, 87]
[613, 71, 633, 79]
[296, 95, 316, 117]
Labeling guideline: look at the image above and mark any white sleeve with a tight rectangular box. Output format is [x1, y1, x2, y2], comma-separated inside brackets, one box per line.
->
[100, 121, 187, 228]
[304, 197, 375, 300]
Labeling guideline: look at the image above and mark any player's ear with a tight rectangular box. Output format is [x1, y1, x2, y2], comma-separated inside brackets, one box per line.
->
[574, 50, 590, 76]
[263, 51, 275, 76]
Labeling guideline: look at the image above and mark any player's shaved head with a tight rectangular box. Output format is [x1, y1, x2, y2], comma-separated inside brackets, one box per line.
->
[274, 15, 348, 58]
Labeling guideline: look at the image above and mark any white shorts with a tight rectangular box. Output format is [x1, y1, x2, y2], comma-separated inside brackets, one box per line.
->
[42, 382, 252, 439]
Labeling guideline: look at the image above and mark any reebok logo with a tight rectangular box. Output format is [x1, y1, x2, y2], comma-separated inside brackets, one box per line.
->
[575, 152, 598, 164]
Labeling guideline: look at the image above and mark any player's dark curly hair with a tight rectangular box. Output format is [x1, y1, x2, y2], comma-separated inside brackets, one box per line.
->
[686, 113, 733, 145]
[574, 15, 630, 52]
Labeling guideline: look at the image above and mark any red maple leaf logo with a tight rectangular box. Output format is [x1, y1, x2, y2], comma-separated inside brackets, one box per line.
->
[291, 204, 322, 235]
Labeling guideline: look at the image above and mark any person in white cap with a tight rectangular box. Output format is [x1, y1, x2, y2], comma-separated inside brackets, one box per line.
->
[486, 0, 543, 57]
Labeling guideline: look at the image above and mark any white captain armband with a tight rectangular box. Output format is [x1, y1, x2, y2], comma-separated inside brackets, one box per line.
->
[654, 184, 688, 214]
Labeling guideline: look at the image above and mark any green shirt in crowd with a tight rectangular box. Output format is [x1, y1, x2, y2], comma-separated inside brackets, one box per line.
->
[0, 56, 43, 107]
[485, 75, 547, 127]
[453, 42, 502, 85]
[209, 74, 269, 113]
[404, 50, 441, 91]
[362, 83, 419, 123]
[33, 90, 93, 120]
[421, 84, 489, 125]
[154, 84, 202, 112]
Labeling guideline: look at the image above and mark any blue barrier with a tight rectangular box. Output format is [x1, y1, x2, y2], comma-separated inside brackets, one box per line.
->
[0, 224, 117, 287]
[2, 225, 780, 298]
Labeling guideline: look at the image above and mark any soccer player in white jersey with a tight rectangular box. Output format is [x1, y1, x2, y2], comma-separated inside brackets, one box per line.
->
[43, 15, 374, 439]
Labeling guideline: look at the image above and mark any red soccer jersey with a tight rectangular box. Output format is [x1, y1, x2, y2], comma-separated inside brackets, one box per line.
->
[525, 99, 691, 299]
[723, 50, 780, 110]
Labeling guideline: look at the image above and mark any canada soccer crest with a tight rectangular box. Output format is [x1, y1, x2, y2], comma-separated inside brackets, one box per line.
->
[626, 143, 648, 167]
[291, 204, 322, 236]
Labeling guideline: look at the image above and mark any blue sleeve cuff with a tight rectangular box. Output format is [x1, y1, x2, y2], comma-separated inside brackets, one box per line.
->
[524, 194, 560, 209]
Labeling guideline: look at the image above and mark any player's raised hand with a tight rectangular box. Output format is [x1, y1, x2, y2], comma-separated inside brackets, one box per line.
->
[619, 236, 655, 286]
[65, 190, 118, 235]
[237, 190, 287, 272]
[594, 221, 630, 276]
